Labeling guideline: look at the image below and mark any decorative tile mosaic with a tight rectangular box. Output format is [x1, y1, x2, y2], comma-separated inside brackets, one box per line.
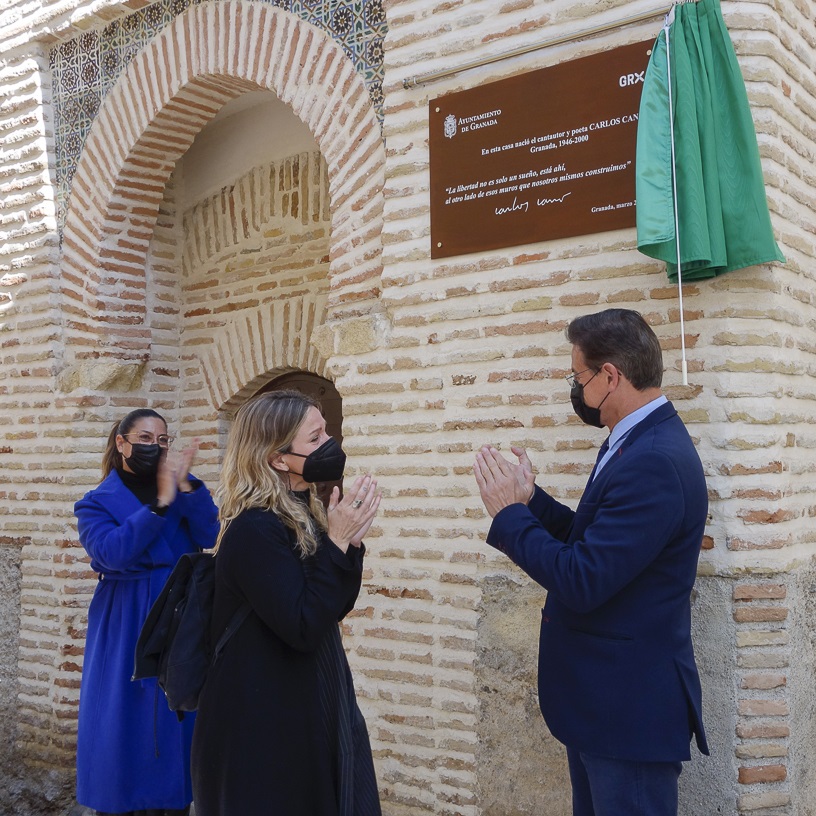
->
[50, 0, 387, 231]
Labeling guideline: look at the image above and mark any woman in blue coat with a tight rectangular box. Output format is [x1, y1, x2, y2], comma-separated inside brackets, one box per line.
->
[74, 408, 219, 816]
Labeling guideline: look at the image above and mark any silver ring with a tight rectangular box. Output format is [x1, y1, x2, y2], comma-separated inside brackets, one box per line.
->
[352, 499, 363, 508]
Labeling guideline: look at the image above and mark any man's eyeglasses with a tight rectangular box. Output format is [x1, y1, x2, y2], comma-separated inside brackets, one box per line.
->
[565, 368, 597, 389]
[122, 432, 173, 449]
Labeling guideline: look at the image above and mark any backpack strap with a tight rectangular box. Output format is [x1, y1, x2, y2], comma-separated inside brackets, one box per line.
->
[212, 601, 252, 663]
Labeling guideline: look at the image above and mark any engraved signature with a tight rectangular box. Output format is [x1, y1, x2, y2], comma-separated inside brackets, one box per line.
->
[537, 192, 572, 207]
[495, 197, 529, 216]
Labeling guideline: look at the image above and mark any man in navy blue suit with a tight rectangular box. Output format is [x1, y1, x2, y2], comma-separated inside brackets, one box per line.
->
[474, 309, 709, 816]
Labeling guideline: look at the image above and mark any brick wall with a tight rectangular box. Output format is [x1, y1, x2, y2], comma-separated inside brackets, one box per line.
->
[0, 0, 815, 814]
[182, 150, 333, 418]
[367, 0, 816, 812]
[0, 39, 83, 801]
[2, 2, 386, 811]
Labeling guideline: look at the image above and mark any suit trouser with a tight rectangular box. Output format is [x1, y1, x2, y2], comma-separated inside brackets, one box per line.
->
[567, 748, 682, 816]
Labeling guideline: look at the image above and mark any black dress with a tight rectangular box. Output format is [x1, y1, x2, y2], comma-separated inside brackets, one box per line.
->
[191, 502, 381, 816]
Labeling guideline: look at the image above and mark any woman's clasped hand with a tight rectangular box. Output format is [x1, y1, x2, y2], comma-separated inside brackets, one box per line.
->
[326, 474, 381, 552]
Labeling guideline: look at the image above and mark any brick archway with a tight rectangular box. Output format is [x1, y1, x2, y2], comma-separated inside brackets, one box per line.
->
[59, 0, 385, 370]
[200, 291, 331, 414]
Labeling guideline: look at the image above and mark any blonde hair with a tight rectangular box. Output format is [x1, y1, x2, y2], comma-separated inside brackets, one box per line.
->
[215, 390, 329, 557]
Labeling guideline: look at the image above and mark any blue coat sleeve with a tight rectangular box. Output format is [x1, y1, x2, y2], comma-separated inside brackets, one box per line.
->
[218, 511, 364, 653]
[74, 495, 166, 574]
[524, 484, 576, 542]
[487, 449, 686, 614]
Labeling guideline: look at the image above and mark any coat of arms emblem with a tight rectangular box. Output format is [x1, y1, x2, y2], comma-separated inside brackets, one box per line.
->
[444, 114, 457, 139]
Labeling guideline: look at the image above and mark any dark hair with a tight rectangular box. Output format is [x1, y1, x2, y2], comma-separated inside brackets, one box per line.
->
[566, 309, 663, 390]
[101, 409, 166, 477]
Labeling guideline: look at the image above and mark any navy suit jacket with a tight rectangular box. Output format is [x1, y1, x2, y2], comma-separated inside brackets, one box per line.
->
[488, 401, 709, 762]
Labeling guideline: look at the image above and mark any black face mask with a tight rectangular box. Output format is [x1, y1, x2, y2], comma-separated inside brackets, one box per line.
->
[570, 372, 609, 429]
[124, 443, 163, 477]
[287, 437, 347, 483]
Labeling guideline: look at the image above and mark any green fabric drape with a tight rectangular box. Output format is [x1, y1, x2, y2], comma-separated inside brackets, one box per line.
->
[635, 0, 784, 281]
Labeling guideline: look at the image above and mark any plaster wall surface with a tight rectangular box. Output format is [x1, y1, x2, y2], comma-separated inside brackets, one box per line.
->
[475, 574, 570, 816]
[0, 540, 23, 772]
[680, 576, 738, 815]
[786, 561, 816, 815]
[179, 92, 319, 209]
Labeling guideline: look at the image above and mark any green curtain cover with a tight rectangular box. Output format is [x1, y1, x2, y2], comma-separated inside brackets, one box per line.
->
[635, 0, 785, 281]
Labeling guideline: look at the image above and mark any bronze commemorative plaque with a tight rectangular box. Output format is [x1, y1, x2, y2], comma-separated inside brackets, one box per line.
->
[429, 40, 653, 259]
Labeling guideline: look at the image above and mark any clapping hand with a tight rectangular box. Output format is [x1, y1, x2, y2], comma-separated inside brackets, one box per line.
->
[473, 445, 536, 518]
[156, 438, 200, 507]
[327, 474, 382, 552]
[173, 438, 200, 493]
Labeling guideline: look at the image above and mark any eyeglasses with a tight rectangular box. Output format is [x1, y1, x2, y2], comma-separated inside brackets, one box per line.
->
[565, 368, 598, 389]
[122, 432, 173, 449]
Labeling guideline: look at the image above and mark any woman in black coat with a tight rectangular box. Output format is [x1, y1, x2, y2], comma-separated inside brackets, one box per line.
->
[191, 390, 382, 816]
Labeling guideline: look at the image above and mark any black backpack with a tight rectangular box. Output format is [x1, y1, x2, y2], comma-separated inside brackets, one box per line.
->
[133, 552, 250, 714]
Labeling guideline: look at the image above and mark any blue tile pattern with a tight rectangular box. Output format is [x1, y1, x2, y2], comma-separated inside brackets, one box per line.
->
[50, 0, 387, 231]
